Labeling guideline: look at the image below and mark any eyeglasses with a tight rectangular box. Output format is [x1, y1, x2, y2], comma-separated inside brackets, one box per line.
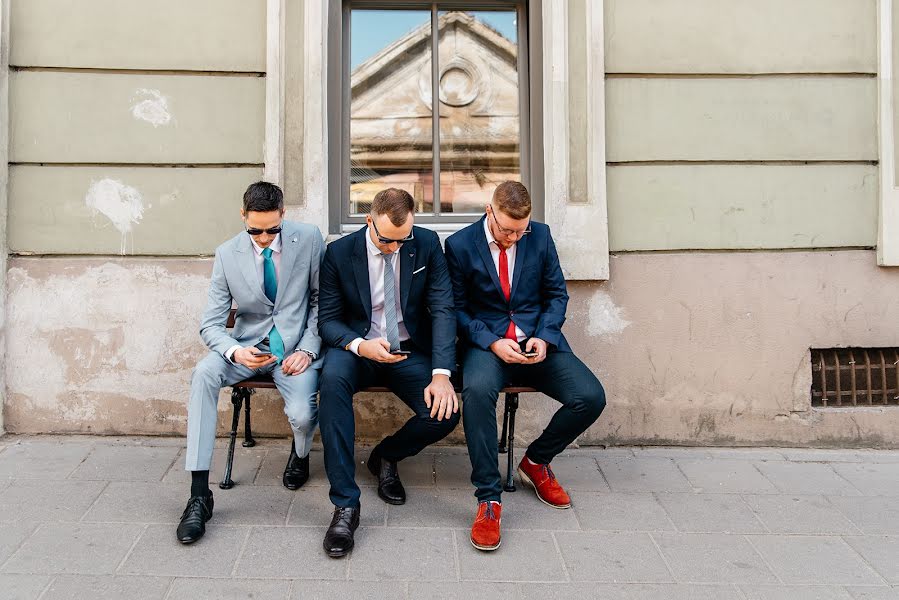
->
[371, 219, 414, 245]
[489, 206, 531, 237]
[245, 224, 282, 236]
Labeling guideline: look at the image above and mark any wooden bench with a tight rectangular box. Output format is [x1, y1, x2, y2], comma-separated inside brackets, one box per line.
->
[220, 309, 535, 492]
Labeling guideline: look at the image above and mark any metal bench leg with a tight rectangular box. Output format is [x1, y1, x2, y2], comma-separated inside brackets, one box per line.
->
[498, 394, 511, 454]
[242, 389, 257, 447]
[220, 388, 246, 490]
[503, 392, 519, 492]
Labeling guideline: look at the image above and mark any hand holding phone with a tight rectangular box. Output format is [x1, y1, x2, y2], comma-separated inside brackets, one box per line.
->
[521, 350, 539, 358]
[390, 349, 411, 356]
[252, 351, 274, 358]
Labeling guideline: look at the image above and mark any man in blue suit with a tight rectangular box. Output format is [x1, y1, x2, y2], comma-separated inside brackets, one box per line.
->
[177, 182, 324, 544]
[317, 188, 459, 557]
[445, 181, 606, 552]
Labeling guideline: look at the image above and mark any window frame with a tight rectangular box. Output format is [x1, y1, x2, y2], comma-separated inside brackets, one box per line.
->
[328, 0, 542, 233]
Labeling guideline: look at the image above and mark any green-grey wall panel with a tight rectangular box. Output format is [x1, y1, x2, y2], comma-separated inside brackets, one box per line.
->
[8, 166, 262, 255]
[606, 77, 877, 162]
[605, 0, 876, 74]
[10, 71, 265, 164]
[608, 164, 877, 251]
[10, 0, 265, 71]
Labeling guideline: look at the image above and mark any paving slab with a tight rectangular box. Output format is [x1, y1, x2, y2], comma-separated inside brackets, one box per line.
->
[408, 581, 517, 599]
[554, 531, 672, 582]
[389, 451, 436, 486]
[82, 482, 185, 524]
[211, 485, 295, 526]
[2, 522, 144, 575]
[738, 585, 854, 599]
[167, 577, 288, 600]
[256, 448, 329, 487]
[572, 491, 675, 532]
[747, 535, 885, 585]
[498, 487, 581, 531]
[519, 583, 746, 600]
[234, 527, 345, 580]
[652, 532, 777, 584]
[754, 462, 861, 496]
[831, 464, 899, 496]
[0, 479, 107, 523]
[598, 457, 693, 493]
[844, 536, 899, 584]
[287, 484, 386, 528]
[347, 527, 457, 581]
[0, 574, 52, 599]
[828, 496, 899, 535]
[742, 495, 862, 535]
[41, 575, 172, 600]
[781, 450, 865, 463]
[0, 522, 39, 566]
[162, 446, 267, 485]
[704, 448, 787, 461]
[845, 586, 899, 599]
[290, 580, 406, 599]
[119, 524, 246, 577]
[458, 529, 568, 582]
[434, 451, 483, 488]
[543, 455, 611, 491]
[657, 493, 766, 534]
[676, 460, 777, 494]
[0, 441, 94, 480]
[69, 445, 180, 482]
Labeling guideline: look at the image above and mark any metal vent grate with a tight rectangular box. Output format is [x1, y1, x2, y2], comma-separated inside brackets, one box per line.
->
[811, 348, 899, 407]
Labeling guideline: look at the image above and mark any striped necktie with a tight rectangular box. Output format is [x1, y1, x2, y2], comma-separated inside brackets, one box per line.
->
[382, 253, 401, 351]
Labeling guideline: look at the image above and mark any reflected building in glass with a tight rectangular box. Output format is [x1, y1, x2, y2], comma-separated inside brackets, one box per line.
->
[350, 10, 521, 216]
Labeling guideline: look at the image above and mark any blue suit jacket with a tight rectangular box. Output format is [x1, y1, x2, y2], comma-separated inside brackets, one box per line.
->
[318, 225, 457, 372]
[444, 216, 571, 353]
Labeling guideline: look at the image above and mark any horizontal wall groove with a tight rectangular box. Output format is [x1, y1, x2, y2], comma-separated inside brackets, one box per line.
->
[605, 72, 876, 79]
[9, 162, 265, 169]
[10, 66, 265, 77]
[608, 160, 878, 167]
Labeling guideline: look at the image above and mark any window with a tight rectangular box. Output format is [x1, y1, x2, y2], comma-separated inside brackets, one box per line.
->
[330, 0, 534, 229]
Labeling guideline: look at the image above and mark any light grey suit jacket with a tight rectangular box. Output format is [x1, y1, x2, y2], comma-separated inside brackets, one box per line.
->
[199, 220, 324, 359]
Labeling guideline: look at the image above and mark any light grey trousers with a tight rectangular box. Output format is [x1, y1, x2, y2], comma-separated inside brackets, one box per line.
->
[185, 351, 320, 472]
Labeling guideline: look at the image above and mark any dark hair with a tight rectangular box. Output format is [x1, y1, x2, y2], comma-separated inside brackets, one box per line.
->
[371, 188, 415, 226]
[492, 181, 531, 220]
[243, 181, 284, 213]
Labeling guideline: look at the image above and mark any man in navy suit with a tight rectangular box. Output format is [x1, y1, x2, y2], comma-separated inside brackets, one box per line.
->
[317, 188, 459, 557]
[445, 181, 606, 552]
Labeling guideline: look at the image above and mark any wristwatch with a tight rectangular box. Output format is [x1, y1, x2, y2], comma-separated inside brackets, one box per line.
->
[300, 349, 317, 360]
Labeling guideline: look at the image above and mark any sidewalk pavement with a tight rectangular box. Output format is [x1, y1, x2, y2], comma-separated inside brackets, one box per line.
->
[0, 435, 898, 600]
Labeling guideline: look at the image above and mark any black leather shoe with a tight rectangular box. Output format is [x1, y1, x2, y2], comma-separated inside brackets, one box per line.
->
[323, 506, 360, 558]
[283, 444, 310, 490]
[176, 493, 214, 544]
[367, 448, 406, 505]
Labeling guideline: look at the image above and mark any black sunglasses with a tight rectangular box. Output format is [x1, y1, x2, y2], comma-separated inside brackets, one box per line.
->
[371, 219, 414, 245]
[246, 225, 283, 236]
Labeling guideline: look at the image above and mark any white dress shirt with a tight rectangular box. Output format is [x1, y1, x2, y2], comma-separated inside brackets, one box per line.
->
[349, 227, 451, 377]
[484, 217, 526, 342]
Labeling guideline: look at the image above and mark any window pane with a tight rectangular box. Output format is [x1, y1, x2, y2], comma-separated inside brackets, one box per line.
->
[437, 9, 520, 214]
[350, 9, 433, 215]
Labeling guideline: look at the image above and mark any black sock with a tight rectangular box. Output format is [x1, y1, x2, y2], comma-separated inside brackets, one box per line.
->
[190, 470, 211, 497]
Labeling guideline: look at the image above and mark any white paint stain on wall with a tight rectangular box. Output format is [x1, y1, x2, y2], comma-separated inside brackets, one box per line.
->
[130, 88, 172, 127]
[85, 179, 145, 255]
[586, 289, 631, 338]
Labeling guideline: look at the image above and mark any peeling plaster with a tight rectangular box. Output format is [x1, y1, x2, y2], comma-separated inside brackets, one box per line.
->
[586, 289, 631, 337]
[130, 88, 172, 127]
[85, 178, 145, 254]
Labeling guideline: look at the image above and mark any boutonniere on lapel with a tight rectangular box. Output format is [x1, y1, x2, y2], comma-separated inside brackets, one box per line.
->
[291, 236, 298, 244]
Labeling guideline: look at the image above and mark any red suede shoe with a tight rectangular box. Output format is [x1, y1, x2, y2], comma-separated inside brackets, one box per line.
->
[517, 457, 572, 508]
[470, 501, 502, 551]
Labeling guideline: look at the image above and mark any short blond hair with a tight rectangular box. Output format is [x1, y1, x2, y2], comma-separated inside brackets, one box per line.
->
[492, 181, 531, 220]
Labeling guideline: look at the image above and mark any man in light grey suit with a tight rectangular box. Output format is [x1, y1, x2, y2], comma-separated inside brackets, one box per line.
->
[177, 181, 324, 544]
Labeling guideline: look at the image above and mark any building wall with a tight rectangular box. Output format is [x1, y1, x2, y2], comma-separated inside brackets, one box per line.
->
[4, 1, 899, 447]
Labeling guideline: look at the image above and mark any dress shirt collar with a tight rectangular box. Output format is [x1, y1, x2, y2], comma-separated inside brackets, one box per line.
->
[250, 233, 281, 256]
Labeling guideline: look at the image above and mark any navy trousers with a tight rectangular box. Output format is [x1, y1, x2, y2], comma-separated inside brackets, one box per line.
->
[462, 347, 606, 503]
[319, 348, 460, 508]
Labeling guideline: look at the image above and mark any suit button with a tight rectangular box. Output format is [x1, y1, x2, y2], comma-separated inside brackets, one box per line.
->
[274, 310, 279, 315]
[509, 311, 514, 316]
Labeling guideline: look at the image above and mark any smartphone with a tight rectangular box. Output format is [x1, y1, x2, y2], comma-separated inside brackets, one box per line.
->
[390, 350, 411, 356]
[521, 350, 539, 358]
[252, 351, 274, 358]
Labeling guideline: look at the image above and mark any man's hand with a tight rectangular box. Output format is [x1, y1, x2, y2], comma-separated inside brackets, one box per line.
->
[489, 338, 528, 364]
[233, 347, 278, 369]
[358, 338, 407, 363]
[282, 351, 312, 376]
[424, 374, 458, 421]
[523, 337, 548, 364]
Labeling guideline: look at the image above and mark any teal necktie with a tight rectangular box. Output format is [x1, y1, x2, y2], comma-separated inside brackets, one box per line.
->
[262, 247, 284, 361]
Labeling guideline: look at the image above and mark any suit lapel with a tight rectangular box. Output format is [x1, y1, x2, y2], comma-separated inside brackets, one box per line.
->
[352, 228, 373, 320]
[509, 230, 528, 301]
[235, 233, 273, 307]
[275, 225, 300, 308]
[475, 216, 505, 299]
[399, 235, 415, 316]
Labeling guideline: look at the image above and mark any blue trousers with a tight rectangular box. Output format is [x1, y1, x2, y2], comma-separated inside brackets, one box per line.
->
[462, 347, 606, 503]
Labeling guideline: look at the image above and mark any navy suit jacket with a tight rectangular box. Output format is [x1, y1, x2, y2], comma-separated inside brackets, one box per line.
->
[318, 225, 457, 372]
[444, 216, 571, 353]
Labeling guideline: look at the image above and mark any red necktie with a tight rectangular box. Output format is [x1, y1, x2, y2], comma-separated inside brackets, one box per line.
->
[498, 246, 517, 340]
